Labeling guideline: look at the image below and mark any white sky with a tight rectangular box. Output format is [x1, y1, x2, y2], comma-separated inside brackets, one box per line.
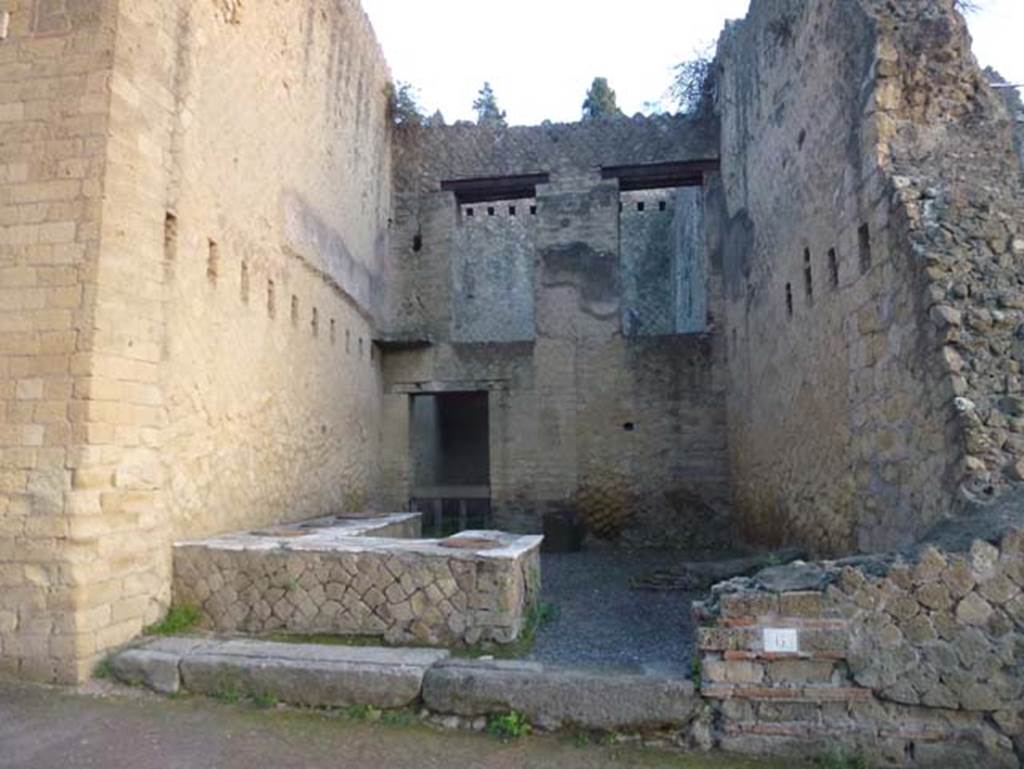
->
[361, 0, 1024, 127]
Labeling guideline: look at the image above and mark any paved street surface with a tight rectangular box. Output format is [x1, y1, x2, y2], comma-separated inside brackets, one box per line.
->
[0, 683, 792, 769]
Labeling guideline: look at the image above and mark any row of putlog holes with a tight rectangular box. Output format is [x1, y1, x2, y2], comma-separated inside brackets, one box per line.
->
[164, 213, 371, 360]
[785, 224, 872, 319]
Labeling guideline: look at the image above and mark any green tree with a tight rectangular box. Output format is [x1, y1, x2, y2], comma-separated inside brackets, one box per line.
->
[472, 82, 507, 127]
[671, 47, 715, 115]
[390, 81, 425, 127]
[582, 77, 622, 120]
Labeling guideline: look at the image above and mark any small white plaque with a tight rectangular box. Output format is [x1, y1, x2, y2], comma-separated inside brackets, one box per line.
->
[763, 628, 799, 654]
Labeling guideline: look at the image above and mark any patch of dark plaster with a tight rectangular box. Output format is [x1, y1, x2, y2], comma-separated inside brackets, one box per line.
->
[540, 243, 619, 307]
[721, 209, 755, 300]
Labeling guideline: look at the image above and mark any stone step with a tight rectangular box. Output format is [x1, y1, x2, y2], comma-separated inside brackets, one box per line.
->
[110, 637, 702, 732]
[111, 637, 449, 709]
[422, 658, 700, 731]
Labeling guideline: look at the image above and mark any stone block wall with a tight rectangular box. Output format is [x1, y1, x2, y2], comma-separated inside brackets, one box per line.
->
[0, 0, 394, 682]
[696, 529, 1024, 767]
[381, 168, 731, 547]
[714, 0, 1024, 555]
[384, 119, 731, 546]
[173, 531, 542, 647]
[0, 0, 118, 684]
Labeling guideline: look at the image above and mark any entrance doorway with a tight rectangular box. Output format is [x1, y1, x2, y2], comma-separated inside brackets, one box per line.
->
[409, 391, 491, 537]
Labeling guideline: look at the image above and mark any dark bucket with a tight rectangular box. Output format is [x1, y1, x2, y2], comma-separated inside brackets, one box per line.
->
[542, 509, 586, 553]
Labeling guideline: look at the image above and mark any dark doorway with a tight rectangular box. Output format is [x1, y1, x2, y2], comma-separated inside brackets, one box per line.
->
[409, 392, 491, 537]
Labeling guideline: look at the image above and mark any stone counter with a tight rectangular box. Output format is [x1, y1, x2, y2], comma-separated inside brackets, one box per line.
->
[173, 515, 542, 647]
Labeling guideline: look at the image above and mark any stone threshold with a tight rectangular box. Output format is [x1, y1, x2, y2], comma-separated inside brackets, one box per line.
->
[110, 636, 700, 732]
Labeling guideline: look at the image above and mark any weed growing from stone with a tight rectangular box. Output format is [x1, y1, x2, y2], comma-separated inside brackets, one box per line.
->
[344, 704, 382, 722]
[144, 605, 201, 636]
[251, 691, 278, 709]
[486, 710, 531, 740]
[690, 657, 702, 687]
[92, 656, 114, 680]
[816, 747, 869, 769]
[211, 686, 242, 705]
[380, 709, 415, 727]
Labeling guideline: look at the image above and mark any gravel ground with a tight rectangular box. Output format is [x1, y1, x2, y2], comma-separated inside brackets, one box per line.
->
[529, 550, 700, 674]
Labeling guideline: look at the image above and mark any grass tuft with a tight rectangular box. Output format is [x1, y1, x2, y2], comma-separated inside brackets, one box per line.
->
[815, 747, 870, 769]
[486, 710, 531, 740]
[145, 605, 201, 636]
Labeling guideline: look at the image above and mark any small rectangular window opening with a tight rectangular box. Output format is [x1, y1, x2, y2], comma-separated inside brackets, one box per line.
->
[240, 262, 249, 304]
[487, 206, 495, 216]
[637, 201, 645, 212]
[508, 205, 516, 216]
[828, 248, 839, 289]
[207, 239, 219, 285]
[530, 205, 537, 215]
[858, 224, 872, 274]
[658, 200, 667, 212]
[785, 283, 793, 318]
[164, 213, 178, 263]
[466, 207, 475, 218]
[803, 248, 813, 302]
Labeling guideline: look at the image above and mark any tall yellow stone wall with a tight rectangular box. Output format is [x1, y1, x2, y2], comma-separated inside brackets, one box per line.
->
[0, 0, 118, 684]
[0, 0, 393, 682]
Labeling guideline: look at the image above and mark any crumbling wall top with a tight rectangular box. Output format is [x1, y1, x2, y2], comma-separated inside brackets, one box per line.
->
[392, 113, 719, 196]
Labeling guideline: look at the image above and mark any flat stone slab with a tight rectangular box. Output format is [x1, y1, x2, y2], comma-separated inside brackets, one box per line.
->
[112, 637, 448, 709]
[422, 659, 700, 731]
[173, 513, 424, 552]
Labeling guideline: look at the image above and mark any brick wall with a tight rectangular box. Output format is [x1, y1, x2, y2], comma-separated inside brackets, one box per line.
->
[0, 0, 118, 683]
[0, 0, 393, 682]
[381, 171, 732, 547]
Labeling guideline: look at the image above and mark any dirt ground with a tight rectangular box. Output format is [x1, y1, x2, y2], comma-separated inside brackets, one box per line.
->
[0, 682, 798, 769]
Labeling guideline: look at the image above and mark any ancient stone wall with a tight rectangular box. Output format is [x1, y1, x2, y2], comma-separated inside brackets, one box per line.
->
[0, 0, 119, 684]
[696, 526, 1024, 767]
[155, 0, 392, 542]
[382, 158, 730, 545]
[714, 0, 1024, 555]
[0, 0, 393, 682]
[876, 2, 1024, 515]
[392, 115, 718, 200]
[383, 120, 730, 547]
[173, 526, 541, 648]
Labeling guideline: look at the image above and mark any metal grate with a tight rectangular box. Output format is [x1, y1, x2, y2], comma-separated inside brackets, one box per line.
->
[410, 486, 491, 538]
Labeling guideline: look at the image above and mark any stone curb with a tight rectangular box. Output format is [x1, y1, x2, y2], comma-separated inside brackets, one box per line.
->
[110, 638, 701, 732]
[112, 637, 448, 709]
[421, 659, 700, 731]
